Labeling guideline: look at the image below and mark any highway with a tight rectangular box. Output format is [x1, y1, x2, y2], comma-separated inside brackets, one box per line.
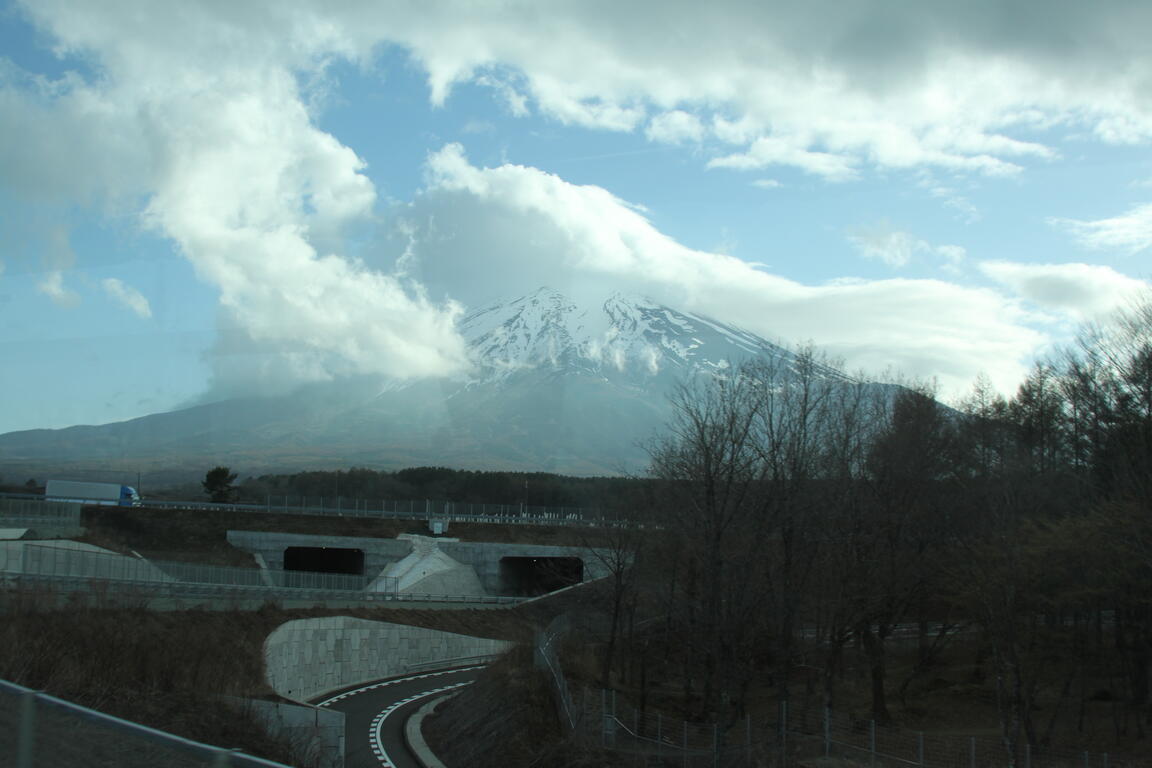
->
[314, 666, 483, 768]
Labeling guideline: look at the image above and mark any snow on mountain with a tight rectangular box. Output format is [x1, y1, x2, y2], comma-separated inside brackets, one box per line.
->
[457, 286, 791, 387]
[0, 287, 831, 477]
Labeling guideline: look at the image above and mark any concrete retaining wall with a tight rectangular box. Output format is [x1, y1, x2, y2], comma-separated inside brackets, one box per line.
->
[264, 617, 511, 703]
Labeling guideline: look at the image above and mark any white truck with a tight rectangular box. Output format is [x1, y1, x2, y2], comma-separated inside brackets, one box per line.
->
[45, 480, 141, 507]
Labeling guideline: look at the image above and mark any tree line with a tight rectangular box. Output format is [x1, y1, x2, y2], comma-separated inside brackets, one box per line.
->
[591, 296, 1152, 764]
[232, 465, 645, 509]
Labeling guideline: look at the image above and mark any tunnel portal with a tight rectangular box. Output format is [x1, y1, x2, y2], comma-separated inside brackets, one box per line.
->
[499, 556, 583, 596]
[283, 546, 365, 575]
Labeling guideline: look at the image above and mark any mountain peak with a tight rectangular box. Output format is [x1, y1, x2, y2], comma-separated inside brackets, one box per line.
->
[458, 289, 789, 384]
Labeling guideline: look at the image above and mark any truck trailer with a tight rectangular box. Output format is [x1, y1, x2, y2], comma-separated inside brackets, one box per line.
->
[44, 480, 140, 507]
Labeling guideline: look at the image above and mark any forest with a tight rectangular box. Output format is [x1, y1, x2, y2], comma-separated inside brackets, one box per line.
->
[579, 297, 1152, 764]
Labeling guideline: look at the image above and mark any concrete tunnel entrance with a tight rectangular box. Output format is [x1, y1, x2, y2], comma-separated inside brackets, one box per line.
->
[499, 556, 583, 596]
[283, 546, 365, 575]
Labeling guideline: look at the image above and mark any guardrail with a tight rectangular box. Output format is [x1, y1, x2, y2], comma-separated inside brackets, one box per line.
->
[405, 653, 503, 674]
[0, 542, 526, 608]
[0, 678, 292, 767]
[0, 492, 602, 527]
[2, 572, 526, 608]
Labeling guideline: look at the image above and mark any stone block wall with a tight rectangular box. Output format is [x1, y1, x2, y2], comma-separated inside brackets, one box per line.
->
[264, 617, 511, 702]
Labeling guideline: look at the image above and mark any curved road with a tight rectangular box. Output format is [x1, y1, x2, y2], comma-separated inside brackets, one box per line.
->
[314, 666, 483, 768]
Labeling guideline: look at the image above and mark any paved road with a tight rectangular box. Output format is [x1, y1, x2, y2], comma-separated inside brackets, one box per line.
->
[314, 667, 483, 768]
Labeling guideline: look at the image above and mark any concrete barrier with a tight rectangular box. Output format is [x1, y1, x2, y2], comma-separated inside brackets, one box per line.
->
[264, 617, 511, 703]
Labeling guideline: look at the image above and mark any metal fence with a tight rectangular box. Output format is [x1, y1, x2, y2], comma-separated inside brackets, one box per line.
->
[3, 542, 371, 591]
[0, 678, 293, 768]
[0, 499, 82, 518]
[0, 500, 84, 533]
[0, 542, 524, 607]
[535, 614, 578, 732]
[571, 692, 1139, 768]
[0, 492, 600, 527]
[535, 618, 1139, 767]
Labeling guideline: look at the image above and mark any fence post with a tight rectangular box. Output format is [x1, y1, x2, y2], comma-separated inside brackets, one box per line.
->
[917, 731, 924, 765]
[713, 722, 719, 768]
[603, 686, 612, 746]
[781, 699, 788, 767]
[824, 708, 831, 758]
[657, 712, 662, 757]
[969, 736, 976, 768]
[1084, 751, 1090, 768]
[1025, 742, 1031, 768]
[683, 720, 689, 768]
[1103, 752, 1109, 768]
[870, 720, 876, 767]
[17, 690, 36, 768]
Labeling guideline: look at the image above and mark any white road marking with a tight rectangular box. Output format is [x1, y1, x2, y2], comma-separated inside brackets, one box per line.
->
[370, 681, 474, 767]
[314, 665, 485, 708]
[313, 666, 484, 767]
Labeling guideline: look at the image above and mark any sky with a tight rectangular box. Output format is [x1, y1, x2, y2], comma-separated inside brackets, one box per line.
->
[1, 0, 1150, 433]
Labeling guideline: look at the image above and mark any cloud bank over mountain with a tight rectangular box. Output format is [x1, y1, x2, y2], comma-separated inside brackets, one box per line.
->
[2, 0, 1150, 418]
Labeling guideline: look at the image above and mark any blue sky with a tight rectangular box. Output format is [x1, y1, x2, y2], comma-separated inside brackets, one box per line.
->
[1, 0, 1150, 433]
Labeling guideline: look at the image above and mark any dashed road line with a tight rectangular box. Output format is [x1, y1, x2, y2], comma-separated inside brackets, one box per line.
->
[314, 666, 484, 767]
[314, 665, 485, 708]
[370, 681, 474, 767]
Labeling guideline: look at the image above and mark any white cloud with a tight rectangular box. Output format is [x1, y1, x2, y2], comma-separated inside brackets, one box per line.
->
[1051, 202, 1152, 254]
[102, 278, 152, 318]
[12, 0, 1139, 187]
[751, 179, 781, 189]
[37, 270, 79, 307]
[979, 261, 1148, 319]
[353, 1, 1147, 178]
[410, 145, 1040, 397]
[646, 110, 704, 144]
[7, 0, 470, 396]
[848, 225, 967, 270]
[709, 136, 859, 181]
[8, 0, 1148, 402]
[918, 175, 981, 222]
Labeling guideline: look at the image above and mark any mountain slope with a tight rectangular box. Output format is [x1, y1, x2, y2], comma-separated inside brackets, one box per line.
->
[0, 288, 820, 477]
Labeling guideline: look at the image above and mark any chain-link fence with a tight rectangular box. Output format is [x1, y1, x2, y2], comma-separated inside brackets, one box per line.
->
[535, 617, 1140, 767]
[0, 679, 292, 768]
[571, 691, 1139, 768]
[536, 614, 579, 731]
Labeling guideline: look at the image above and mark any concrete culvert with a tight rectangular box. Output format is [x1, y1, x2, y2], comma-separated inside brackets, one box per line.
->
[282, 546, 364, 575]
[499, 556, 583, 596]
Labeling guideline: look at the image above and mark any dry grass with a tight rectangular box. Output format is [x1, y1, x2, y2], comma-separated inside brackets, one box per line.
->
[0, 588, 560, 765]
[78, 505, 592, 566]
[424, 644, 630, 767]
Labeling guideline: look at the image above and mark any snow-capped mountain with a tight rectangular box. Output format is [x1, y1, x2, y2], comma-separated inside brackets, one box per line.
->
[458, 287, 790, 385]
[0, 288, 819, 478]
